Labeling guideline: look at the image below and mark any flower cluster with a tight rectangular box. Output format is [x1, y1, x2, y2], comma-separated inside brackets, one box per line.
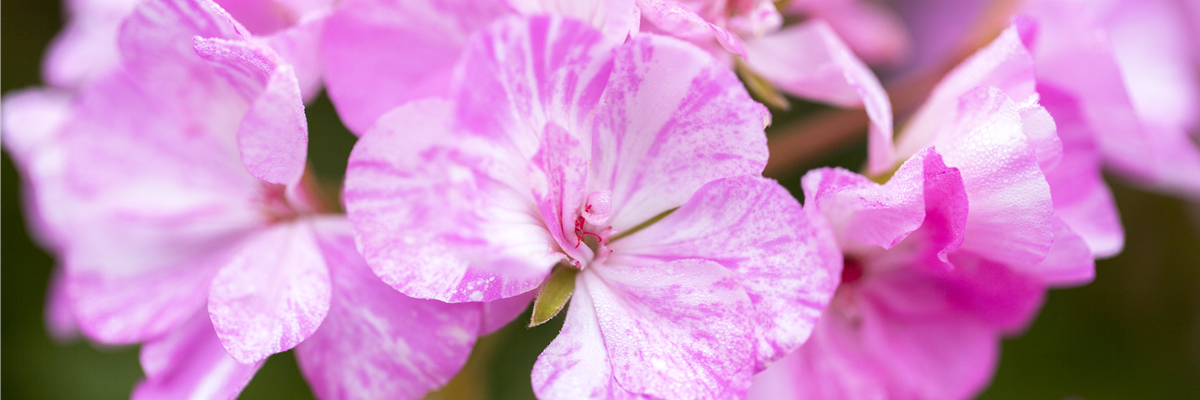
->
[2, 0, 1196, 399]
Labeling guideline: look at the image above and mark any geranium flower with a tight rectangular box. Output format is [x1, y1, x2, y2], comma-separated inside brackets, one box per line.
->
[1022, 0, 1200, 197]
[343, 15, 840, 399]
[746, 22, 1119, 399]
[3, 0, 498, 398]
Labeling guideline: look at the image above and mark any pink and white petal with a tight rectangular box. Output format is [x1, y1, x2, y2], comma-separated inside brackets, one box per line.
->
[1024, 0, 1200, 196]
[610, 175, 837, 369]
[296, 218, 482, 400]
[1, 89, 73, 166]
[591, 34, 769, 231]
[1107, 0, 1200, 131]
[262, 16, 327, 102]
[742, 20, 894, 174]
[509, 0, 639, 41]
[208, 221, 332, 363]
[855, 294, 1001, 400]
[747, 316, 889, 400]
[531, 276, 623, 400]
[344, 100, 558, 303]
[320, 0, 510, 134]
[194, 37, 308, 186]
[896, 21, 1038, 160]
[936, 88, 1055, 266]
[1, 89, 75, 248]
[533, 123, 594, 262]
[41, 0, 141, 88]
[1008, 217, 1096, 288]
[1039, 84, 1124, 257]
[920, 254, 1047, 333]
[801, 147, 966, 257]
[535, 260, 755, 399]
[134, 311, 263, 400]
[453, 15, 612, 158]
[480, 289, 536, 336]
[67, 257, 219, 345]
[120, 0, 248, 71]
[636, 0, 746, 56]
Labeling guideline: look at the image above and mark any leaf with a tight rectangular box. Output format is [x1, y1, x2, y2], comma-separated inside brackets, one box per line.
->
[529, 266, 580, 327]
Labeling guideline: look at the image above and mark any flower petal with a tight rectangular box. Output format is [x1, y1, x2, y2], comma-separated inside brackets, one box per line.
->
[936, 87, 1055, 266]
[194, 36, 308, 186]
[591, 33, 770, 231]
[133, 311, 263, 400]
[610, 175, 838, 370]
[801, 147, 966, 260]
[208, 220, 332, 363]
[636, 0, 748, 56]
[896, 21, 1039, 162]
[1039, 84, 1124, 257]
[344, 100, 558, 302]
[296, 217, 482, 400]
[533, 260, 755, 399]
[742, 20, 895, 175]
[68, 255, 220, 344]
[319, 0, 510, 134]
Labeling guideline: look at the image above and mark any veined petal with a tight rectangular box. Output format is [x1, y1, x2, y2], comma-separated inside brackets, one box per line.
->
[742, 20, 894, 175]
[208, 220, 332, 363]
[262, 15, 327, 101]
[195, 36, 308, 186]
[591, 33, 769, 231]
[453, 15, 612, 158]
[636, 0, 748, 56]
[133, 311, 263, 400]
[344, 100, 558, 303]
[936, 87, 1055, 266]
[1039, 84, 1123, 257]
[320, 0, 510, 134]
[296, 217, 482, 400]
[533, 260, 755, 399]
[610, 175, 837, 370]
[801, 147, 966, 259]
[68, 255, 221, 344]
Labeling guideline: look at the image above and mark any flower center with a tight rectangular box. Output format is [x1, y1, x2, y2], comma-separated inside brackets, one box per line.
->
[570, 190, 614, 267]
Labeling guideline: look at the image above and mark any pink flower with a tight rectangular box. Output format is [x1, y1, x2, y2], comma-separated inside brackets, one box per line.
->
[4, 0, 493, 398]
[1022, 0, 1200, 198]
[343, 15, 840, 399]
[320, 0, 639, 135]
[746, 22, 1119, 399]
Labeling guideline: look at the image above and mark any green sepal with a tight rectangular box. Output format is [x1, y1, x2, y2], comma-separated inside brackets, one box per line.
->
[529, 265, 579, 327]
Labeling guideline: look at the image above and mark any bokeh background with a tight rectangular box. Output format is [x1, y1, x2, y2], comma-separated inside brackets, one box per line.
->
[3, 0, 1199, 398]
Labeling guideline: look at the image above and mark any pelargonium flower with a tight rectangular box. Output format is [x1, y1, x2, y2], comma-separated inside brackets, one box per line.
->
[343, 15, 840, 399]
[320, 0, 639, 135]
[745, 22, 1120, 399]
[1022, 0, 1200, 197]
[3, 0, 500, 398]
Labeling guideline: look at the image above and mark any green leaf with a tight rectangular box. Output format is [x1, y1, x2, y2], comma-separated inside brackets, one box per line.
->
[529, 265, 579, 327]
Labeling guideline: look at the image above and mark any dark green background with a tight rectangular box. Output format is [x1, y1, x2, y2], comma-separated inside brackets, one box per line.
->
[3, 1, 1199, 398]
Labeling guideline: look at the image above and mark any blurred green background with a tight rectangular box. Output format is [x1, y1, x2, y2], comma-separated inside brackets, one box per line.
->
[3, 0, 1199, 399]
